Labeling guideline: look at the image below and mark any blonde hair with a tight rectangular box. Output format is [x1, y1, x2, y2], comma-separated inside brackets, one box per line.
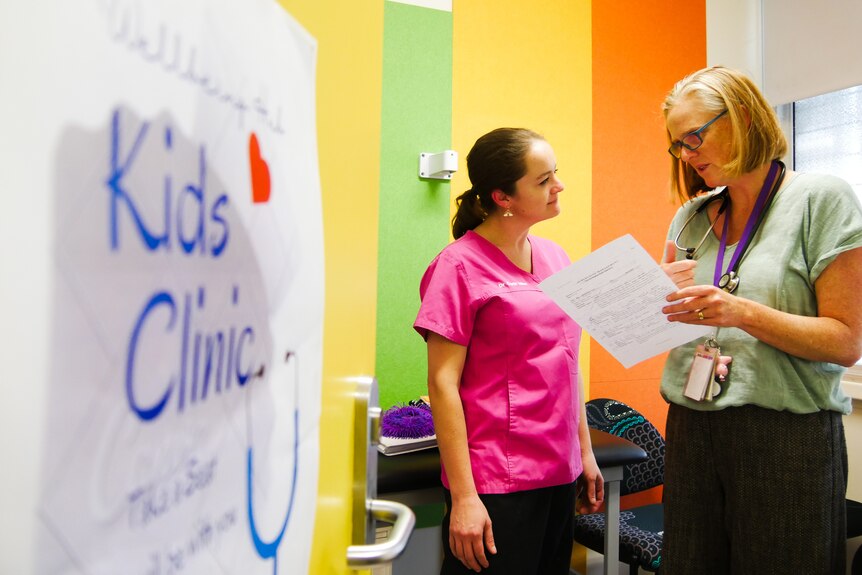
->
[662, 66, 788, 203]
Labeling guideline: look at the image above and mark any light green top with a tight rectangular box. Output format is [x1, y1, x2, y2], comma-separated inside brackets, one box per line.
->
[662, 172, 862, 414]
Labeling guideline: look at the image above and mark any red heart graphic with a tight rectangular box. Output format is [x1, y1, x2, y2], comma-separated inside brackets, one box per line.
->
[249, 132, 271, 204]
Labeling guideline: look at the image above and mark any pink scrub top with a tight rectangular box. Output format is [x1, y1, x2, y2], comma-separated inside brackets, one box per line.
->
[414, 231, 583, 494]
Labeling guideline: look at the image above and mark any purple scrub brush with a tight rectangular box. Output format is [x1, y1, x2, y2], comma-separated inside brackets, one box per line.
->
[380, 403, 435, 439]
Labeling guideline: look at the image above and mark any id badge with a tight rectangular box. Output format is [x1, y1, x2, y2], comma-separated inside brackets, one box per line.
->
[683, 341, 720, 401]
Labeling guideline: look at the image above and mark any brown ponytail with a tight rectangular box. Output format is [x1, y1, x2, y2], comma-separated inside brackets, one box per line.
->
[452, 189, 491, 239]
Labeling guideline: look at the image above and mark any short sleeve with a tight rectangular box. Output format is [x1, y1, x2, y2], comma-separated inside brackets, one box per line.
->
[804, 176, 862, 281]
[413, 252, 479, 346]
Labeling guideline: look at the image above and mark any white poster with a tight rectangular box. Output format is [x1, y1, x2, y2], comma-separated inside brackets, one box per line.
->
[24, 1, 322, 573]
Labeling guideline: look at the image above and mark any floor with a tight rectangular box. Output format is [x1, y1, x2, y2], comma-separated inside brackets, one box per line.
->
[381, 530, 862, 574]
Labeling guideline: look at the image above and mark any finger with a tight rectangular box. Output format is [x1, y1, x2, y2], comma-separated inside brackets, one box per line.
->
[664, 308, 706, 324]
[456, 537, 477, 571]
[663, 239, 677, 264]
[665, 290, 687, 303]
[455, 539, 478, 572]
[484, 523, 497, 557]
[455, 534, 482, 572]
[665, 285, 712, 303]
[472, 537, 489, 569]
[452, 537, 465, 563]
[665, 290, 698, 303]
[666, 259, 697, 273]
[662, 300, 697, 315]
[595, 474, 605, 504]
[464, 543, 482, 572]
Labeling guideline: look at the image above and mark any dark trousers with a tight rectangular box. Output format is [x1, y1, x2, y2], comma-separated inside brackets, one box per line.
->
[440, 482, 576, 575]
[662, 403, 847, 575]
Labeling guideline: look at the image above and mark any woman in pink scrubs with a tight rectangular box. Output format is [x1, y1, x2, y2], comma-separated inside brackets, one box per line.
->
[414, 128, 604, 574]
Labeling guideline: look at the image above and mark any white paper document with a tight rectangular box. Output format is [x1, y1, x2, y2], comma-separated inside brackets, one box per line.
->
[539, 234, 710, 368]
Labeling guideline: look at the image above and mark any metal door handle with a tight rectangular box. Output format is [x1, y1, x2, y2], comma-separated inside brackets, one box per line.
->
[346, 498, 416, 568]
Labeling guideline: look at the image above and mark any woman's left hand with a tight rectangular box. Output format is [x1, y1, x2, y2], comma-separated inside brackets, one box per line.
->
[662, 284, 744, 328]
[663, 249, 862, 367]
[576, 451, 604, 515]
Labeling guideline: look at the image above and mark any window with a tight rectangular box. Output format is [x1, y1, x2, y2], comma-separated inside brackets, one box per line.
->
[789, 85, 862, 385]
[793, 85, 862, 199]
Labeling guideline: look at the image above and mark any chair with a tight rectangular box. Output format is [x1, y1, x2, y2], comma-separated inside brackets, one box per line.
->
[573, 398, 665, 574]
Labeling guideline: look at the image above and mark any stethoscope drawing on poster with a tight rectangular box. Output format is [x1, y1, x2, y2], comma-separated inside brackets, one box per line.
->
[246, 350, 300, 575]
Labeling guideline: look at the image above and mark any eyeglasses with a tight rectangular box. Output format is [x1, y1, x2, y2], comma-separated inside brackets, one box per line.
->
[667, 109, 728, 158]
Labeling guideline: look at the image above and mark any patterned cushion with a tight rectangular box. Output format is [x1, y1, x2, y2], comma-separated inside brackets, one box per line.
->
[585, 399, 665, 495]
[573, 507, 663, 571]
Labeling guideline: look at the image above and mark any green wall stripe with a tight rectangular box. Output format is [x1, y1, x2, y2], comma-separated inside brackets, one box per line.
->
[376, 1, 452, 408]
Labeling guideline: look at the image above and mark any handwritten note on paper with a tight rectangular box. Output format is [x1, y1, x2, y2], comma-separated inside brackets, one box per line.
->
[539, 234, 710, 368]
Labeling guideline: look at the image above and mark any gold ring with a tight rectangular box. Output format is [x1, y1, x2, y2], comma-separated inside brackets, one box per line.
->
[697, 311, 705, 321]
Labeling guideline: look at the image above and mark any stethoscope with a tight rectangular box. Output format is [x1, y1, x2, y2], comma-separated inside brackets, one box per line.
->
[673, 160, 786, 293]
[247, 350, 300, 575]
[673, 188, 730, 261]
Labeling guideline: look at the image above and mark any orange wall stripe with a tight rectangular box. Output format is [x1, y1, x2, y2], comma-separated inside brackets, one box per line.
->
[591, 0, 706, 509]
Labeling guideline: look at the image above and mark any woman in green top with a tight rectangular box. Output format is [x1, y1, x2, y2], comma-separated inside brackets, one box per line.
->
[659, 65, 862, 574]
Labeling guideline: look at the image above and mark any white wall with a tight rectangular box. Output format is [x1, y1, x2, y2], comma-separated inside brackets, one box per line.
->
[0, 5, 52, 571]
[761, 0, 862, 105]
[706, 0, 762, 84]
[709, 0, 862, 105]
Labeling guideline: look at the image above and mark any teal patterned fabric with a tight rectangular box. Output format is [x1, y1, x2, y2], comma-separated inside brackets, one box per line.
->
[573, 399, 666, 573]
[585, 399, 665, 495]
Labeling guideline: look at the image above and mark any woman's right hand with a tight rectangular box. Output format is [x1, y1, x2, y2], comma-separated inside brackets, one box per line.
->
[448, 494, 496, 572]
[661, 239, 697, 288]
[427, 332, 495, 571]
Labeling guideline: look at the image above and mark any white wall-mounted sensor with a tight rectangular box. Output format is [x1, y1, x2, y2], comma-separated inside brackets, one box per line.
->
[419, 150, 458, 180]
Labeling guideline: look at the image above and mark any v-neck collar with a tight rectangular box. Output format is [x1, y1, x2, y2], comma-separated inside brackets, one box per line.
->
[466, 230, 538, 278]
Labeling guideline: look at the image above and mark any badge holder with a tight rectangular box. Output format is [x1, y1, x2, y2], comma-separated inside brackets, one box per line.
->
[683, 337, 722, 401]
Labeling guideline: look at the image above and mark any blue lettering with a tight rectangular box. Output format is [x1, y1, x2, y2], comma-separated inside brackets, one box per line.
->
[178, 291, 192, 412]
[107, 107, 230, 257]
[236, 327, 254, 386]
[126, 285, 259, 422]
[126, 292, 176, 421]
[226, 325, 236, 392]
[108, 110, 169, 251]
[178, 147, 206, 254]
[209, 194, 229, 257]
[194, 330, 224, 403]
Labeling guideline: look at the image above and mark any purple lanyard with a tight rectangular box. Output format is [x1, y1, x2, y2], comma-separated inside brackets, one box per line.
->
[713, 160, 782, 287]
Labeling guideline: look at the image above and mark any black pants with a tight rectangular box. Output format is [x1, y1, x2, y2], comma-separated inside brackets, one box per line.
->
[440, 482, 576, 575]
[662, 403, 847, 575]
